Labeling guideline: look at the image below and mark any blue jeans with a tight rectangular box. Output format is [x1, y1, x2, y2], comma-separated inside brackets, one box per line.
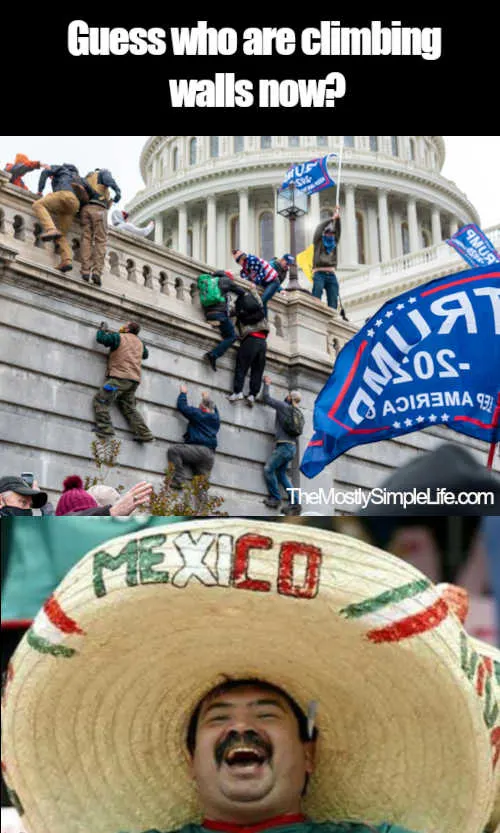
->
[261, 280, 281, 318]
[208, 313, 237, 359]
[312, 271, 339, 309]
[264, 442, 296, 502]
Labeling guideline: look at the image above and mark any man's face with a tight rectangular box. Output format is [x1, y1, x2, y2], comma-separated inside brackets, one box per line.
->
[279, 258, 289, 270]
[0, 490, 32, 509]
[190, 685, 315, 822]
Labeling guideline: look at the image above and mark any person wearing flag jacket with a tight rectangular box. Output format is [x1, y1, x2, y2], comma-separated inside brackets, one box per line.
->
[233, 249, 282, 317]
[312, 207, 341, 309]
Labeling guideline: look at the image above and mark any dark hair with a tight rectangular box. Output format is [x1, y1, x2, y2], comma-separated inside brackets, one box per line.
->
[127, 321, 140, 335]
[186, 677, 317, 756]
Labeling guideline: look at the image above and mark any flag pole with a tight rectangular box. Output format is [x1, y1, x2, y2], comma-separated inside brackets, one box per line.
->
[487, 391, 500, 469]
[335, 138, 344, 208]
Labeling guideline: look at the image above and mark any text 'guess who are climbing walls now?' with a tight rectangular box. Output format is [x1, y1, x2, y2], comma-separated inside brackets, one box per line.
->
[66, 20, 442, 108]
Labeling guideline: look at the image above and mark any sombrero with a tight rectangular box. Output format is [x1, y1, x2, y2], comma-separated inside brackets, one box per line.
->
[2, 519, 499, 833]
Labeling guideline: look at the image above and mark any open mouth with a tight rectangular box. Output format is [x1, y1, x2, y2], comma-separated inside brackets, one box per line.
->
[224, 746, 269, 768]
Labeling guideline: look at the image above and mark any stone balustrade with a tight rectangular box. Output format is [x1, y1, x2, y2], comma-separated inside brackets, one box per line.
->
[1, 172, 497, 514]
[343, 224, 500, 322]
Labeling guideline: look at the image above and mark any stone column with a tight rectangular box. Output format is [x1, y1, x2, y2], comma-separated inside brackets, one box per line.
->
[344, 184, 357, 264]
[449, 217, 459, 235]
[247, 197, 255, 253]
[216, 204, 227, 267]
[392, 208, 403, 258]
[309, 193, 321, 231]
[407, 197, 419, 252]
[431, 206, 441, 246]
[377, 189, 391, 262]
[206, 195, 217, 267]
[177, 203, 188, 255]
[274, 200, 288, 258]
[238, 189, 249, 249]
[154, 213, 164, 245]
[367, 203, 380, 263]
[192, 213, 202, 261]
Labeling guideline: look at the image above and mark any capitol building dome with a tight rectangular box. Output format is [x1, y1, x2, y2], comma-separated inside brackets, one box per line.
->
[127, 135, 479, 278]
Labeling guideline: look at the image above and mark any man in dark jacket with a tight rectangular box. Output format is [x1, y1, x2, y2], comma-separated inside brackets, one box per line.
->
[79, 168, 121, 287]
[202, 270, 246, 371]
[33, 163, 82, 273]
[262, 376, 302, 514]
[167, 385, 220, 489]
[312, 206, 341, 309]
[93, 321, 153, 443]
[228, 288, 269, 407]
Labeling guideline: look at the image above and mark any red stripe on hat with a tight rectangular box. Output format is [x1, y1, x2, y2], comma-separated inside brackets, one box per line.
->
[367, 598, 448, 643]
[43, 595, 85, 635]
[491, 726, 500, 769]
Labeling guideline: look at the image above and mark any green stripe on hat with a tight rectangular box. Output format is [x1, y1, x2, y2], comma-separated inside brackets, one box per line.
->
[340, 578, 430, 619]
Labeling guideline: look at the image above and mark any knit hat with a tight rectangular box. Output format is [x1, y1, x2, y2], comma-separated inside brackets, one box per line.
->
[86, 484, 121, 508]
[2, 520, 499, 833]
[55, 476, 98, 516]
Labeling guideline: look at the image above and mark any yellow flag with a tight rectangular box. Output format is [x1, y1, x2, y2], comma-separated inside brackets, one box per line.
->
[296, 244, 314, 282]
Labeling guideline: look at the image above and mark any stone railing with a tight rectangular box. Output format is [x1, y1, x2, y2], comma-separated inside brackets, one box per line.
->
[342, 224, 500, 319]
[0, 172, 357, 368]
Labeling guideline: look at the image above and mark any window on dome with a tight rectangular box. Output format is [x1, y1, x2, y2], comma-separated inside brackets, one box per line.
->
[172, 148, 178, 172]
[261, 136, 272, 149]
[189, 138, 197, 166]
[409, 139, 416, 162]
[259, 212, 274, 260]
[230, 216, 240, 251]
[369, 136, 378, 152]
[391, 136, 399, 157]
[187, 229, 193, 258]
[234, 136, 244, 153]
[210, 136, 219, 158]
[288, 136, 300, 147]
[344, 136, 354, 147]
[317, 136, 328, 146]
[402, 222, 410, 254]
[356, 211, 366, 263]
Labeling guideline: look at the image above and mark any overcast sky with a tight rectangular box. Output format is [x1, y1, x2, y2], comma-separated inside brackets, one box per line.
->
[1, 135, 498, 228]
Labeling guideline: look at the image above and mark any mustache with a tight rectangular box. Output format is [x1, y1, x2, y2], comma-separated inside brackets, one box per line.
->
[214, 729, 273, 768]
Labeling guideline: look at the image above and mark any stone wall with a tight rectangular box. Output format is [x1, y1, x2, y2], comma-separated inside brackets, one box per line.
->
[0, 173, 497, 515]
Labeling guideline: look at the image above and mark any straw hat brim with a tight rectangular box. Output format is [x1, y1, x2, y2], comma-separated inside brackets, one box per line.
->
[2, 520, 499, 833]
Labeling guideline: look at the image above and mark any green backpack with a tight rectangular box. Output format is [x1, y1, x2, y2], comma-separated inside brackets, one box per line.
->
[198, 273, 225, 307]
[282, 404, 305, 438]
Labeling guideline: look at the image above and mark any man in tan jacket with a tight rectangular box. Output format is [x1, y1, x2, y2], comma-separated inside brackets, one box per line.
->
[93, 321, 153, 443]
[79, 168, 121, 287]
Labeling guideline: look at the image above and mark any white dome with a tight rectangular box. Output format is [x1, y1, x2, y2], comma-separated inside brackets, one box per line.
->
[128, 136, 479, 277]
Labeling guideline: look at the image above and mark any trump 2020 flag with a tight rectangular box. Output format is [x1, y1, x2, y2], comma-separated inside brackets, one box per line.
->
[447, 224, 500, 268]
[300, 264, 500, 478]
[281, 154, 336, 196]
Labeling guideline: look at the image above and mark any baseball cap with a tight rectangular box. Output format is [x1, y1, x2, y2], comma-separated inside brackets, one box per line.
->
[282, 253, 295, 265]
[0, 476, 48, 508]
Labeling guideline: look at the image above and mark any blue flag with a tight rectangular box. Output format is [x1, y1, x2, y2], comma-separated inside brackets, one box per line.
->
[446, 224, 500, 268]
[281, 154, 336, 196]
[300, 264, 500, 478]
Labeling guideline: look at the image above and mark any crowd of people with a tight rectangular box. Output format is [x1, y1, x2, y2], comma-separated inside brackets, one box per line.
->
[2, 153, 346, 514]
